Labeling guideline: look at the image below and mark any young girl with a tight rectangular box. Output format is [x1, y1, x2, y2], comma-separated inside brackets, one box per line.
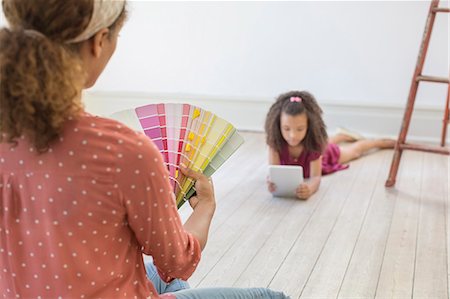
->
[265, 90, 395, 200]
[0, 1, 289, 298]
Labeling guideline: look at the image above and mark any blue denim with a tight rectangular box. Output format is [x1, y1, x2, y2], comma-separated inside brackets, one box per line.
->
[145, 261, 290, 299]
[169, 287, 291, 299]
[145, 261, 190, 293]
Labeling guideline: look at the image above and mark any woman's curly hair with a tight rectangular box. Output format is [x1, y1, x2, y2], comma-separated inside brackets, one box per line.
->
[0, 0, 127, 153]
[264, 90, 328, 154]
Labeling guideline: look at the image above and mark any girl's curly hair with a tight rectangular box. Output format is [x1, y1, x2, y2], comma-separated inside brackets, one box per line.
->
[0, 0, 127, 153]
[264, 90, 328, 154]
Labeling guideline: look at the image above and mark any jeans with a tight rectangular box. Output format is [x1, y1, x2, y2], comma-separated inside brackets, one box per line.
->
[145, 261, 291, 299]
[145, 261, 190, 293]
[168, 287, 291, 299]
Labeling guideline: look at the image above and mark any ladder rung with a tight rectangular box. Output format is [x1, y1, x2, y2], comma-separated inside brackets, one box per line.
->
[432, 8, 450, 13]
[400, 143, 450, 155]
[416, 75, 449, 83]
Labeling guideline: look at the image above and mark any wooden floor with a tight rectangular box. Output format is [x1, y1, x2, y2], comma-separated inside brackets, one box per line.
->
[175, 131, 450, 299]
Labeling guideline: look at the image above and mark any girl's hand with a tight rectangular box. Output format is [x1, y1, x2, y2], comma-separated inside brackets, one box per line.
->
[266, 175, 276, 193]
[296, 183, 312, 200]
[180, 165, 215, 210]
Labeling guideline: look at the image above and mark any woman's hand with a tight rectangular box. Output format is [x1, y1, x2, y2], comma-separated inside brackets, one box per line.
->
[296, 182, 313, 200]
[180, 165, 215, 210]
[266, 175, 276, 193]
[180, 164, 216, 250]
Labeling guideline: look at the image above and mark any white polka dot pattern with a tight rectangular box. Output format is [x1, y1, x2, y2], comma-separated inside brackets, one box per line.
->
[0, 114, 199, 298]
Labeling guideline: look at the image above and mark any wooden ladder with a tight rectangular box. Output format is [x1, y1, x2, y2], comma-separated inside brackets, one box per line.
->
[385, 0, 450, 187]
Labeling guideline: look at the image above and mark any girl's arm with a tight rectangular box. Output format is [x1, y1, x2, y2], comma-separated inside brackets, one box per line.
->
[297, 156, 322, 199]
[267, 147, 280, 193]
[268, 146, 281, 165]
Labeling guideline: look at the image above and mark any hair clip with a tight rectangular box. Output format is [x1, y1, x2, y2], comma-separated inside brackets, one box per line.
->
[290, 96, 302, 102]
[23, 29, 46, 39]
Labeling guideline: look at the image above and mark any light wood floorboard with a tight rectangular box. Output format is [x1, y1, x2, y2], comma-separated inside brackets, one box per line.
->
[299, 151, 390, 298]
[170, 132, 449, 298]
[413, 153, 448, 298]
[338, 151, 397, 298]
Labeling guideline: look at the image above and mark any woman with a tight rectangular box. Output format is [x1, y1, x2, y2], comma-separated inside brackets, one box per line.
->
[0, 1, 289, 298]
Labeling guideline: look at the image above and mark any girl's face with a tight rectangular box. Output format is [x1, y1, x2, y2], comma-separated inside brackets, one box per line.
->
[280, 112, 308, 147]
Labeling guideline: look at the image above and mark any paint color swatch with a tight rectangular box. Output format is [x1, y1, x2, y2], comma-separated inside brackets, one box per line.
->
[110, 103, 244, 208]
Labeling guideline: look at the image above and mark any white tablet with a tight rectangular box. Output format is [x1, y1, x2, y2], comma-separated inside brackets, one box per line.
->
[268, 165, 303, 198]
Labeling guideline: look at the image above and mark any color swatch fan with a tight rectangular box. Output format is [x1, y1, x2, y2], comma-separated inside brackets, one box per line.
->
[110, 103, 244, 208]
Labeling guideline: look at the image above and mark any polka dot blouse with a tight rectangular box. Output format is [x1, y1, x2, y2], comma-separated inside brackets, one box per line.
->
[0, 113, 201, 298]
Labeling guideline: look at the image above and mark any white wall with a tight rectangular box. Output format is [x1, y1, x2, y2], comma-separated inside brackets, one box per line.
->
[1, 1, 449, 141]
[93, 1, 449, 105]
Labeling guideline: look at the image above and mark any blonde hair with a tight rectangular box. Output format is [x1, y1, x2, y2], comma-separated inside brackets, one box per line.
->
[0, 0, 126, 152]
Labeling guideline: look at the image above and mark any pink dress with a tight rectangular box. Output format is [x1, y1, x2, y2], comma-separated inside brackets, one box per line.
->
[279, 143, 348, 178]
[0, 113, 200, 298]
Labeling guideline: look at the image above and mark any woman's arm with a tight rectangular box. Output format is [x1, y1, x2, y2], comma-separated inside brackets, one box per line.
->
[181, 165, 215, 250]
[118, 131, 211, 282]
[296, 156, 322, 199]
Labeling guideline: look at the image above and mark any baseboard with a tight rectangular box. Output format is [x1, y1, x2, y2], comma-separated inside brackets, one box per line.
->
[83, 91, 448, 144]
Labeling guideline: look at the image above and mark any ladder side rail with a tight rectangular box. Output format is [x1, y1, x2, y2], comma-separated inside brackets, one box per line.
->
[441, 72, 450, 146]
[397, 0, 439, 145]
[385, 0, 440, 187]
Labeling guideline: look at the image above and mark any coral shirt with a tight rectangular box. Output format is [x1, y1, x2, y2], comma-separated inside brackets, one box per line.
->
[0, 113, 201, 298]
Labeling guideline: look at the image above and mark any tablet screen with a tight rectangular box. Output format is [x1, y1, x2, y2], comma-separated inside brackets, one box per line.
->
[268, 165, 303, 198]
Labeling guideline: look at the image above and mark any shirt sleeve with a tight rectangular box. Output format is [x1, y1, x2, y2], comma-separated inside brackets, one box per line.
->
[115, 129, 201, 282]
[309, 151, 322, 161]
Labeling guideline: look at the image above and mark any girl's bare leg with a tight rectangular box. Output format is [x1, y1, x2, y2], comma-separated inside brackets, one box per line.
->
[338, 139, 395, 164]
[329, 133, 356, 144]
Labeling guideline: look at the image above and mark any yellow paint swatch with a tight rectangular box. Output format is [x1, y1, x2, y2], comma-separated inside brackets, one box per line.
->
[193, 109, 200, 119]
